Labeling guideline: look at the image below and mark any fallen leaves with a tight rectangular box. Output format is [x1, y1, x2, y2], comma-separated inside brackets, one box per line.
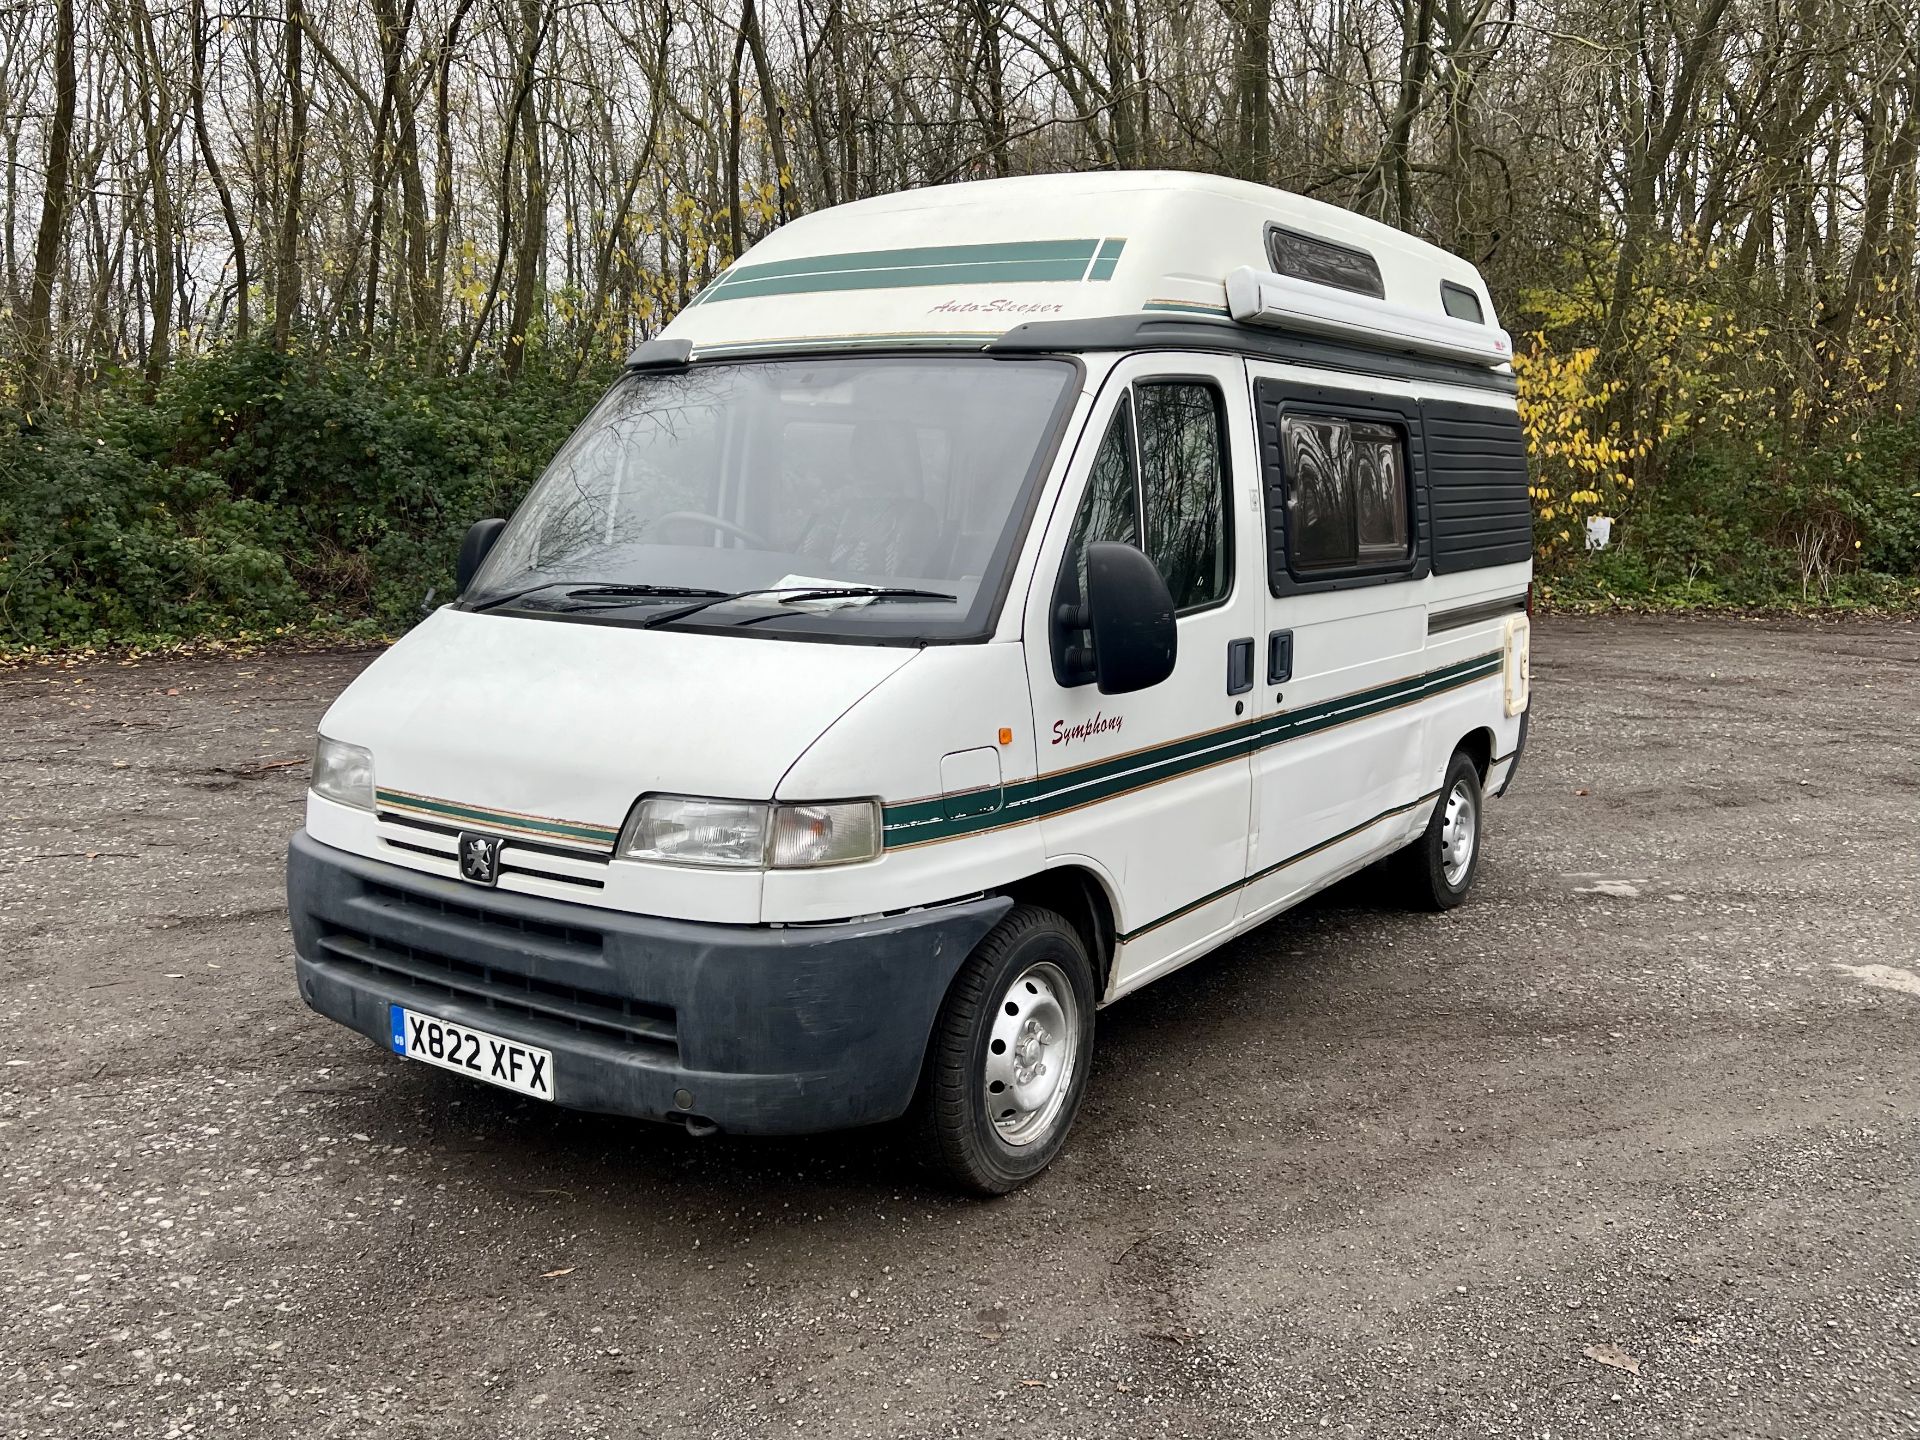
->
[1583, 1342, 1641, 1375]
[1575, 878, 1641, 897]
[540, 1267, 576, 1279]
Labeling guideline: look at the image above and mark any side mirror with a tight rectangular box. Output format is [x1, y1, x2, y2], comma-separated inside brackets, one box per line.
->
[1083, 542, 1177, 694]
[456, 518, 507, 595]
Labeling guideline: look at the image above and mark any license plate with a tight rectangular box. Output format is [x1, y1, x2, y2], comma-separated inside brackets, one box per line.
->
[388, 1004, 554, 1102]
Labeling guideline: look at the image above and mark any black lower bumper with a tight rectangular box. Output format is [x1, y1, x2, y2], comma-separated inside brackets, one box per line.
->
[286, 831, 1010, 1134]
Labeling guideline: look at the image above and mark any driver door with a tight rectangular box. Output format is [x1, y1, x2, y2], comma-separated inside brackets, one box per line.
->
[1021, 355, 1262, 997]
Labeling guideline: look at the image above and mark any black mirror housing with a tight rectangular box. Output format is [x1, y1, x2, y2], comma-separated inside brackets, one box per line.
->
[456, 518, 507, 595]
[1084, 541, 1177, 694]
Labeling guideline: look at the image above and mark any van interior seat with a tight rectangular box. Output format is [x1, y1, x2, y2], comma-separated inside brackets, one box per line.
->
[793, 419, 939, 577]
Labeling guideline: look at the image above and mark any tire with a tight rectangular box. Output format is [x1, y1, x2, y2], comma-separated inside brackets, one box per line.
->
[1395, 750, 1485, 911]
[913, 905, 1097, 1195]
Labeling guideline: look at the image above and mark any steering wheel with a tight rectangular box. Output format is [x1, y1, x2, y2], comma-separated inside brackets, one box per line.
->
[643, 510, 773, 549]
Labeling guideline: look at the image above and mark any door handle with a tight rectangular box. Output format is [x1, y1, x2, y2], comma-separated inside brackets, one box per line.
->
[1227, 637, 1255, 695]
[1267, 629, 1293, 684]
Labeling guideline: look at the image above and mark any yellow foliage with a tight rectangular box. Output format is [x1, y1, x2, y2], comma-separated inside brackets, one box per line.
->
[1512, 339, 1649, 565]
[1513, 236, 1790, 565]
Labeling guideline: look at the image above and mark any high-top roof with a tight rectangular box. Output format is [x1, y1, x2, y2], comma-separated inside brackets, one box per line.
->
[658, 171, 1504, 365]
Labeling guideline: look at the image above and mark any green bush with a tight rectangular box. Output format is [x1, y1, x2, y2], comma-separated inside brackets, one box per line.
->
[0, 342, 610, 647]
[3, 338, 1916, 650]
[1540, 421, 1920, 610]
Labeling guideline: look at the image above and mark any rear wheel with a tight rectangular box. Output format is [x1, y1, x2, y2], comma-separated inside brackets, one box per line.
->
[1395, 750, 1485, 910]
[913, 905, 1096, 1195]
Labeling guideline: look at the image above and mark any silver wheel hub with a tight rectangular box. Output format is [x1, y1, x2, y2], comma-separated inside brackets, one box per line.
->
[1441, 776, 1479, 887]
[984, 960, 1080, 1148]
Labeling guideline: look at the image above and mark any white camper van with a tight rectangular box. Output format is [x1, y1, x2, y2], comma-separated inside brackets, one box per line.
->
[288, 172, 1532, 1193]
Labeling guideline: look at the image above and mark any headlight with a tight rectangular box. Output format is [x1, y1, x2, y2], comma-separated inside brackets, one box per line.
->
[620, 796, 769, 868]
[311, 735, 375, 811]
[618, 796, 881, 868]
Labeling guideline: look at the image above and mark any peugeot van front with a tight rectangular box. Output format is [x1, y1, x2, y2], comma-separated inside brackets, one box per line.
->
[287, 171, 1530, 1193]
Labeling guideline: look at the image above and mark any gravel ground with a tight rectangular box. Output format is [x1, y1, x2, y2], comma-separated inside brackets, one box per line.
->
[2, 615, 1917, 1439]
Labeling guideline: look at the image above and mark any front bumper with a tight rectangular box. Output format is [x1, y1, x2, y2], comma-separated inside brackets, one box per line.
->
[286, 830, 1009, 1134]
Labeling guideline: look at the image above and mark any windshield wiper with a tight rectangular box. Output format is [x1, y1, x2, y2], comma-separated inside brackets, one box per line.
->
[467, 581, 729, 614]
[640, 585, 957, 630]
[777, 586, 957, 605]
[730, 587, 960, 627]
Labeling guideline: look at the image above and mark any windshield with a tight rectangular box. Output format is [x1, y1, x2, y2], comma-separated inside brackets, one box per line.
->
[466, 355, 1078, 640]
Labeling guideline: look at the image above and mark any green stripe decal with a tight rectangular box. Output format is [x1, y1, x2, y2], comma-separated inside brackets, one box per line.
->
[698, 238, 1128, 304]
[882, 653, 1502, 849]
[1088, 237, 1126, 281]
[376, 789, 618, 847]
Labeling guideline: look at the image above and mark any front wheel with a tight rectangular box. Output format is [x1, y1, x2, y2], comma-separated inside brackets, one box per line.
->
[913, 905, 1096, 1195]
[1394, 750, 1485, 910]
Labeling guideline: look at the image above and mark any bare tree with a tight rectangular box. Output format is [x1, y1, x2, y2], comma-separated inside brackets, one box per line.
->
[0, 0, 1914, 456]
[21, 0, 76, 410]
[273, 0, 309, 351]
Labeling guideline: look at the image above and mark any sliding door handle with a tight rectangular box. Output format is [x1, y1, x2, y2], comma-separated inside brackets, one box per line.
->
[1227, 637, 1255, 695]
[1267, 629, 1293, 684]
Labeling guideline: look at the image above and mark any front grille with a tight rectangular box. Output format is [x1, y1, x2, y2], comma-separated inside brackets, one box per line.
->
[363, 879, 605, 953]
[376, 810, 611, 891]
[315, 919, 676, 1055]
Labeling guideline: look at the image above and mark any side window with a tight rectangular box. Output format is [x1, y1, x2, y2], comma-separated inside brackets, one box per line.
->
[1063, 395, 1140, 603]
[1352, 422, 1408, 560]
[1280, 415, 1352, 569]
[1279, 412, 1412, 575]
[1440, 281, 1485, 324]
[1136, 383, 1230, 611]
[1266, 225, 1385, 299]
[1060, 383, 1232, 614]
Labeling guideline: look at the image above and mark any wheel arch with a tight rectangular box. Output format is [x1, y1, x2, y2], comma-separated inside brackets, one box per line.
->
[998, 862, 1119, 1002]
[1455, 725, 1495, 782]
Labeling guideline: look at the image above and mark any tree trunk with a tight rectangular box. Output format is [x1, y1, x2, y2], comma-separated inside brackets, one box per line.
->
[191, 0, 250, 340]
[972, 0, 1010, 175]
[457, 0, 545, 373]
[427, 0, 478, 357]
[726, 19, 747, 257]
[128, 0, 177, 387]
[1387, 0, 1437, 227]
[393, 79, 431, 337]
[22, 0, 77, 411]
[363, 0, 417, 341]
[741, 0, 793, 222]
[502, 14, 546, 381]
[1104, 0, 1139, 167]
[1248, 0, 1272, 179]
[794, 0, 841, 205]
[1599, 0, 1734, 366]
[274, 0, 309, 351]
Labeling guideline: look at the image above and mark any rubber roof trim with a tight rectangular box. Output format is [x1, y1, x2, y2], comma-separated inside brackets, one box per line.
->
[987, 314, 1518, 395]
